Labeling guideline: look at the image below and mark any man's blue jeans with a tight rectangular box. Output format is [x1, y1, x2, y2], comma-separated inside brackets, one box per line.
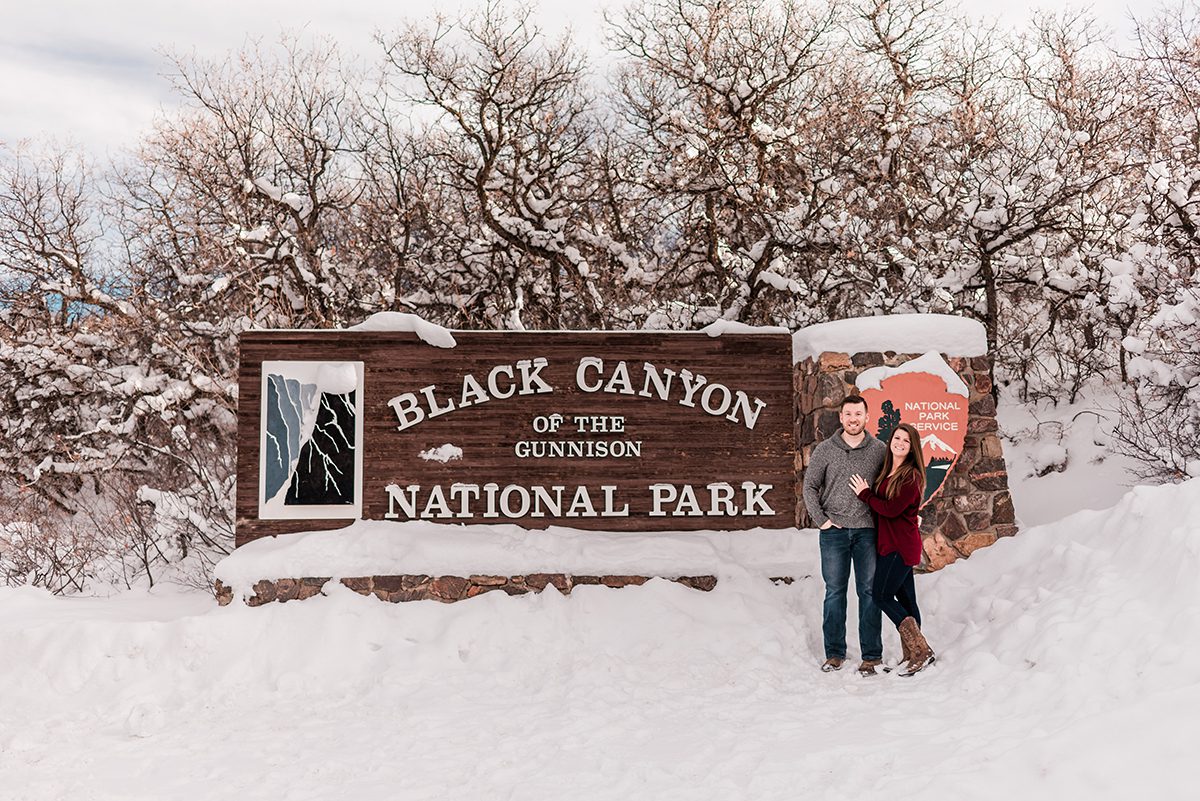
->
[819, 527, 883, 661]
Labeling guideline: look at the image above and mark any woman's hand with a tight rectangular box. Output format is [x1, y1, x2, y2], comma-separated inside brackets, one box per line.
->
[848, 473, 871, 495]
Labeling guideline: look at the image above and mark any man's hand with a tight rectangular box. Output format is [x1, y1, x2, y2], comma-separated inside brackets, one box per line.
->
[820, 520, 834, 530]
[848, 473, 871, 495]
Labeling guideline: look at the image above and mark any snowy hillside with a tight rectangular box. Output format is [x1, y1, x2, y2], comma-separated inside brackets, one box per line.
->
[1, 455, 1195, 798]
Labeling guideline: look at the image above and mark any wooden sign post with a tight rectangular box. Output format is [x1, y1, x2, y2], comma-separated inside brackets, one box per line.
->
[236, 331, 796, 546]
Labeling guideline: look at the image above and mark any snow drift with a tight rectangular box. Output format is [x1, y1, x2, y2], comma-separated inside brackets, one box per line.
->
[1, 479, 1197, 799]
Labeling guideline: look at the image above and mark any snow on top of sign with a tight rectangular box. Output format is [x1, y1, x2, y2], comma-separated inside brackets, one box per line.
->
[698, 320, 790, 337]
[346, 312, 457, 348]
[855, 351, 970, 398]
[792, 314, 987, 362]
[213, 522, 809, 595]
[418, 444, 463, 463]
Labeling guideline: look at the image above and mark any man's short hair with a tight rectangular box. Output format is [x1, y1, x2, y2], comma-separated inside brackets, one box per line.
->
[839, 394, 868, 412]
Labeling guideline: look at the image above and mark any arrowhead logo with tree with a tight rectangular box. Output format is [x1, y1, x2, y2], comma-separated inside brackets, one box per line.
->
[856, 353, 969, 506]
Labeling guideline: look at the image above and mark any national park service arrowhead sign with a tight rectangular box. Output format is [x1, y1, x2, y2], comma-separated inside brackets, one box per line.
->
[856, 352, 970, 505]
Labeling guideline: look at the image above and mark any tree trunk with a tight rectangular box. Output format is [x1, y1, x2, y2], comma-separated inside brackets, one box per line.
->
[980, 250, 1000, 404]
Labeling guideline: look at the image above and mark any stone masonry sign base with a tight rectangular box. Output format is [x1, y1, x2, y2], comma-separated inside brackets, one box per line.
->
[215, 574, 720, 606]
[794, 351, 1015, 571]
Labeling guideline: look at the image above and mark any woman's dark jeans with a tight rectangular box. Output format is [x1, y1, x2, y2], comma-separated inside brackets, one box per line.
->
[872, 551, 922, 629]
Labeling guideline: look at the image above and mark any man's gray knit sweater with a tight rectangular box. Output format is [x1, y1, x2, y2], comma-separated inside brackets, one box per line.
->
[802, 429, 888, 529]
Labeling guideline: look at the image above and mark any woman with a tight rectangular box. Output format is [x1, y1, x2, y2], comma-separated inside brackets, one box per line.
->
[848, 423, 935, 677]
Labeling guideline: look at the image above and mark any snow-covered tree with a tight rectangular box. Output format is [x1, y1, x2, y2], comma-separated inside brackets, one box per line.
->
[5, 0, 1200, 591]
[606, 0, 843, 327]
[378, 2, 619, 329]
[1113, 8, 1200, 480]
[0, 145, 237, 589]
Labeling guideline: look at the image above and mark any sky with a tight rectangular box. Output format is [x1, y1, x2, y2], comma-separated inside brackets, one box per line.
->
[1, 0, 1142, 158]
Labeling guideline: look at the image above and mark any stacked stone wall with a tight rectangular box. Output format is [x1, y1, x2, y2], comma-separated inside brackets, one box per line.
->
[794, 352, 1016, 571]
[215, 574, 719, 606]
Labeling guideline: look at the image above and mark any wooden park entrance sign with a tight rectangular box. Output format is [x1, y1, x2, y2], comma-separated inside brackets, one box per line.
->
[236, 330, 796, 546]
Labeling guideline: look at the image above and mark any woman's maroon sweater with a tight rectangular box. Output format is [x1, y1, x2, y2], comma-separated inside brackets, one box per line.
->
[856, 473, 923, 567]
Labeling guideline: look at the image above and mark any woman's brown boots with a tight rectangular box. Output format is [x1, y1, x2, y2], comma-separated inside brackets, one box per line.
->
[897, 617, 935, 677]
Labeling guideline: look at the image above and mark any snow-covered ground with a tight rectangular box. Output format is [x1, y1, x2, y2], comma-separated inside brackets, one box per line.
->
[1, 396, 1195, 799]
[997, 381, 1150, 526]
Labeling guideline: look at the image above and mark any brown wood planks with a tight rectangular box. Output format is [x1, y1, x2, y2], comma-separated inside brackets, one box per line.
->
[237, 331, 795, 546]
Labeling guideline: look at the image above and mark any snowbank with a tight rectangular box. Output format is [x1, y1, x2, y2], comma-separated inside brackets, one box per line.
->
[345, 311, 457, 348]
[793, 313, 988, 362]
[3, 476, 1197, 799]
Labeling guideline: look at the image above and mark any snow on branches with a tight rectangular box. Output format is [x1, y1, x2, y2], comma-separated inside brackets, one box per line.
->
[5, 0, 1200, 590]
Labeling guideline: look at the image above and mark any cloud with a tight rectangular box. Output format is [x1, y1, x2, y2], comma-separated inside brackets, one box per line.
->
[0, 0, 613, 154]
[0, 57, 167, 155]
[0, 0, 1138, 155]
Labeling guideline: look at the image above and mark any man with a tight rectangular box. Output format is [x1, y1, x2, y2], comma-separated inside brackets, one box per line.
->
[802, 394, 888, 676]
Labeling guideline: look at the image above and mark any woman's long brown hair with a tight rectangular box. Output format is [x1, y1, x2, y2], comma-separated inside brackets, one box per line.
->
[875, 423, 927, 501]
